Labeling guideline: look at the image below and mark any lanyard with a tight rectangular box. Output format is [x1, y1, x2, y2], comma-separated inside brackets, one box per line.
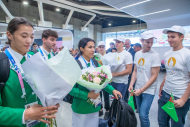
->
[5, 49, 28, 101]
[39, 47, 46, 61]
[39, 47, 54, 61]
[81, 55, 96, 68]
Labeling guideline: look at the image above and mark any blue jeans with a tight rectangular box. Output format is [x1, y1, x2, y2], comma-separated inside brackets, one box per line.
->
[158, 90, 190, 127]
[111, 82, 128, 99]
[136, 93, 155, 127]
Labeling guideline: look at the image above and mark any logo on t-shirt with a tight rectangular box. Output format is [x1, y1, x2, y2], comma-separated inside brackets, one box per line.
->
[168, 57, 176, 67]
[138, 58, 145, 66]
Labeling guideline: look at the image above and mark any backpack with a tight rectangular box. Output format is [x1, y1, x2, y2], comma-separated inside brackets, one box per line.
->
[108, 96, 137, 127]
[63, 58, 99, 104]
[0, 52, 10, 90]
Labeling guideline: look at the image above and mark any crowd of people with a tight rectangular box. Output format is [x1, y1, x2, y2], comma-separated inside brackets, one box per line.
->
[0, 17, 190, 127]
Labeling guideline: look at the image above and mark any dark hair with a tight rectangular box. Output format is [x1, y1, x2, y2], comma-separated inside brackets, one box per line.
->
[42, 29, 58, 39]
[110, 42, 115, 45]
[78, 38, 95, 56]
[167, 31, 183, 37]
[6, 17, 34, 45]
[111, 48, 117, 52]
[134, 43, 141, 48]
[32, 42, 37, 46]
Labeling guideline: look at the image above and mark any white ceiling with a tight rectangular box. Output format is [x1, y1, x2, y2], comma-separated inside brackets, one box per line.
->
[101, 0, 190, 29]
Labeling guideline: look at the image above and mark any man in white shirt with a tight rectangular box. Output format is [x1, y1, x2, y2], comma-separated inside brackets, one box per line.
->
[39, 29, 58, 60]
[128, 31, 161, 127]
[111, 37, 133, 98]
[158, 25, 190, 127]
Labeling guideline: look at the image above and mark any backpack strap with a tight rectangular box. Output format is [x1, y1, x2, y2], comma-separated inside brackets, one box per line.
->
[76, 59, 83, 69]
[92, 58, 99, 67]
[0, 52, 10, 89]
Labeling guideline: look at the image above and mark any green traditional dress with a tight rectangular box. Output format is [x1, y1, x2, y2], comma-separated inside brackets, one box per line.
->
[0, 48, 45, 127]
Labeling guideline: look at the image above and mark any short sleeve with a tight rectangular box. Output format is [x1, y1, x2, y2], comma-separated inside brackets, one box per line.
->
[185, 54, 190, 72]
[151, 54, 161, 67]
[124, 52, 133, 65]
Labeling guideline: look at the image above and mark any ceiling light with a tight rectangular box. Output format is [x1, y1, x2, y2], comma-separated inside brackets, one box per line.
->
[56, 8, 60, 12]
[133, 20, 136, 23]
[121, 0, 150, 9]
[23, 1, 28, 5]
[136, 9, 170, 17]
[108, 23, 111, 26]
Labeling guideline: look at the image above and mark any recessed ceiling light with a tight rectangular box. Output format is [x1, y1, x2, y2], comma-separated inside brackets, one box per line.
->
[56, 8, 60, 12]
[23, 1, 28, 5]
[136, 9, 170, 17]
[121, 0, 150, 9]
[108, 23, 111, 26]
[133, 20, 136, 23]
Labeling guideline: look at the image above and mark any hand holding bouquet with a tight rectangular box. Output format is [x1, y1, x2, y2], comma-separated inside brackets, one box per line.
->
[77, 65, 112, 107]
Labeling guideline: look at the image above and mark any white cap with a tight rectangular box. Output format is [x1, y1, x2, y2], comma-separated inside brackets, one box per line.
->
[141, 31, 155, 39]
[97, 41, 105, 47]
[114, 37, 125, 43]
[163, 25, 185, 35]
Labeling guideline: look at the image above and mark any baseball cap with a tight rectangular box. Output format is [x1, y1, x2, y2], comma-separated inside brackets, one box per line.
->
[114, 37, 125, 43]
[141, 31, 155, 39]
[163, 25, 185, 35]
[97, 41, 105, 47]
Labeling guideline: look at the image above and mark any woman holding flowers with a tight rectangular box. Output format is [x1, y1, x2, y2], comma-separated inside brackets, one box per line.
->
[0, 17, 58, 127]
[69, 38, 122, 127]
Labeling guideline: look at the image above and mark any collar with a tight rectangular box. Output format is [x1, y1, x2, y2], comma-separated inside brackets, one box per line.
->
[40, 46, 51, 56]
[78, 56, 94, 69]
[8, 47, 28, 62]
[126, 47, 131, 51]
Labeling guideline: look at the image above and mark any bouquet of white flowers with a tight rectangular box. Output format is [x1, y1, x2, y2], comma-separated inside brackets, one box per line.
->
[22, 47, 81, 127]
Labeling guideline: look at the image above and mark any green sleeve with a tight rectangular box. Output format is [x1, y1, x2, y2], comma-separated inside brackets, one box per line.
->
[0, 92, 24, 126]
[69, 85, 89, 100]
[103, 84, 115, 94]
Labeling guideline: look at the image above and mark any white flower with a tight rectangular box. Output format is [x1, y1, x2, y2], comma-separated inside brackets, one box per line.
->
[93, 77, 101, 84]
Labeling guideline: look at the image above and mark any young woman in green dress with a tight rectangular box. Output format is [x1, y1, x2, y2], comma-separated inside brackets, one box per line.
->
[69, 38, 122, 127]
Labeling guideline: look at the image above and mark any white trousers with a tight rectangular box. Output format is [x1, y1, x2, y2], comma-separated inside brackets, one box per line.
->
[72, 111, 99, 127]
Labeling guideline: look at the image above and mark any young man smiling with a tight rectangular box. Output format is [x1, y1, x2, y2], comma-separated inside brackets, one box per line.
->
[129, 31, 161, 127]
[158, 25, 190, 127]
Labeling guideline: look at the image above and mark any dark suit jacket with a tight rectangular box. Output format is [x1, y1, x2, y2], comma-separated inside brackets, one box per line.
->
[126, 47, 135, 61]
[126, 48, 135, 83]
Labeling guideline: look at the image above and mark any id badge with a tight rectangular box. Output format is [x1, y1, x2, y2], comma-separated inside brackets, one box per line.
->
[25, 101, 40, 127]
[94, 96, 102, 108]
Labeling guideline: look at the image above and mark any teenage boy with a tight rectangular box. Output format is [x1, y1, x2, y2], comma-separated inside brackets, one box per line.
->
[39, 29, 58, 60]
[129, 31, 161, 127]
[158, 25, 190, 127]
[111, 38, 133, 98]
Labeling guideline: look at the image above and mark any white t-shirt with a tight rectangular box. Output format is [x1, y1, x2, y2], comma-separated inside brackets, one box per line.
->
[112, 50, 133, 84]
[163, 47, 190, 98]
[134, 49, 161, 95]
